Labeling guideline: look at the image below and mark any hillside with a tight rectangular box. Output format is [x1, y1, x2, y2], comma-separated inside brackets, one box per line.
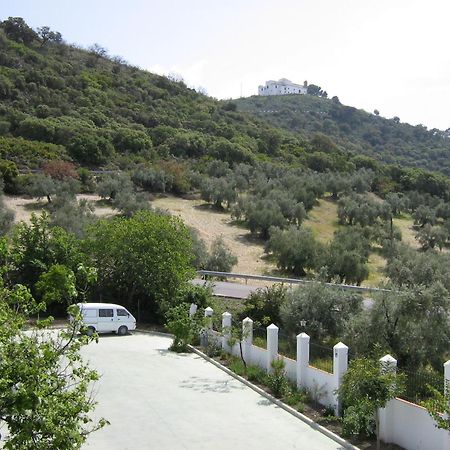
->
[0, 18, 308, 170]
[234, 94, 450, 177]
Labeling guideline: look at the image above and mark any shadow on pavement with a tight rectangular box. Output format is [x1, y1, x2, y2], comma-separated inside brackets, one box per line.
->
[179, 376, 245, 394]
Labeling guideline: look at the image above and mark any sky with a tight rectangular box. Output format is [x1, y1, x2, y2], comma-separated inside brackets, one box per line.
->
[2, 0, 450, 130]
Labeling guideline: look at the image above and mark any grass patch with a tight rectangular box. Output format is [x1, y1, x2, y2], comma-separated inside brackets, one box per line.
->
[365, 250, 387, 287]
[393, 214, 418, 248]
[304, 197, 339, 244]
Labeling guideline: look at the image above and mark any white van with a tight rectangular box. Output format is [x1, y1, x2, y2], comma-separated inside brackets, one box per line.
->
[76, 303, 136, 336]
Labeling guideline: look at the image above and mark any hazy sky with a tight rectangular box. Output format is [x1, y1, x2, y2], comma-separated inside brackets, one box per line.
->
[2, 0, 450, 130]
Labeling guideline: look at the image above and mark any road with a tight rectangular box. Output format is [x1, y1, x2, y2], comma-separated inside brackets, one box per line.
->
[82, 333, 345, 450]
[192, 278, 259, 298]
[192, 278, 374, 309]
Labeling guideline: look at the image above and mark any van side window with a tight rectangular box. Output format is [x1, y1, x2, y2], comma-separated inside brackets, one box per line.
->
[99, 309, 113, 318]
[117, 309, 128, 317]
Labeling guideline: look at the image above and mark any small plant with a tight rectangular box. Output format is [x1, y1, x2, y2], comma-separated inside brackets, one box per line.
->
[203, 334, 222, 357]
[282, 386, 308, 412]
[246, 365, 268, 385]
[165, 304, 201, 352]
[267, 358, 289, 398]
[225, 322, 251, 372]
[423, 380, 450, 430]
[228, 358, 246, 377]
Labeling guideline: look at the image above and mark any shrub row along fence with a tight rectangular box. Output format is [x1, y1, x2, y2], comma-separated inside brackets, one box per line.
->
[194, 305, 450, 450]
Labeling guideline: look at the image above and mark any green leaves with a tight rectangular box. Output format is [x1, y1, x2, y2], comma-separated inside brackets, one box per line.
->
[0, 287, 106, 449]
[86, 210, 195, 321]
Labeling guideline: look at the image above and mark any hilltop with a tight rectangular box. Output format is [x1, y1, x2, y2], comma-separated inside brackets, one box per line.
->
[234, 93, 450, 177]
[0, 18, 306, 170]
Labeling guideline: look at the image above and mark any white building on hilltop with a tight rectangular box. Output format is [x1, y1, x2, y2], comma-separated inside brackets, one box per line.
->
[258, 78, 307, 96]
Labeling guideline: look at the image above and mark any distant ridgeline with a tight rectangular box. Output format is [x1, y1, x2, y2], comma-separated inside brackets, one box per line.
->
[237, 86, 450, 177]
[0, 17, 449, 199]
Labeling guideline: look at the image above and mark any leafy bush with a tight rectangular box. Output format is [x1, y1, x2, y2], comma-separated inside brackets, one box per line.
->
[206, 236, 237, 272]
[165, 304, 201, 352]
[241, 283, 287, 326]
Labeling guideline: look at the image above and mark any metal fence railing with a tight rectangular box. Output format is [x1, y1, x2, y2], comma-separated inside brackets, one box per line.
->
[197, 270, 392, 293]
[309, 342, 334, 373]
[278, 331, 297, 360]
[252, 327, 267, 349]
[398, 368, 444, 404]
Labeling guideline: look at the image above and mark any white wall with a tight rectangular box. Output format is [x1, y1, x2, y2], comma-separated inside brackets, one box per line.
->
[284, 357, 297, 382]
[379, 398, 450, 450]
[249, 345, 267, 370]
[258, 81, 307, 96]
[305, 366, 336, 408]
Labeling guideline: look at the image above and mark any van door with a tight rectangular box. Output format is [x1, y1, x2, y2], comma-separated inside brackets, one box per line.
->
[116, 308, 131, 330]
[97, 308, 114, 332]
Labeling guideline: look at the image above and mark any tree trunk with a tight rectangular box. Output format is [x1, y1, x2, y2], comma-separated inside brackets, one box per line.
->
[239, 341, 247, 372]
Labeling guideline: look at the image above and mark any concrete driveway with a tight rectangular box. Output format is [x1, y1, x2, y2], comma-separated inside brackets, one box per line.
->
[82, 333, 345, 450]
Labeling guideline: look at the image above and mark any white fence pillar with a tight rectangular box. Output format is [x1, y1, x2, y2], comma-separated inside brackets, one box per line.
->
[242, 317, 253, 363]
[333, 342, 348, 415]
[378, 354, 397, 444]
[189, 303, 197, 317]
[204, 306, 213, 330]
[267, 324, 279, 372]
[444, 360, 450, 450]
[380, 354, 397, 373]
[296, 332, 310, 389]
[444, 360, 450, 394]
[221, 312, 232, 352]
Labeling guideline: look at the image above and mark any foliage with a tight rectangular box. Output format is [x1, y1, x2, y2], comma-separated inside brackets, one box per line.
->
[423, 380, 450, 430]
[85, 210, 195, 321]
[281, 283, 362, 341]
[175, 283, 213, 309]
[339, 357, 404, 442]
[49, 196, 96, 238]
[35, 263, 77, 306]
[415, 224, 448, 251]
[10, 213, 86, 293]
[165, 304, 201, 352]
[0, 286, 107, 449]
[188, 227, 208, 269]
[267, 358, 289, 398]
[235, 92, 450, 179]
[0, 192, 14, 235]
[42, 160, 78, 181]
[324, 227, 371, 285]
[241, 283, 288, 326]
[266, 226, 320, 276]
[346, 284, 450, 370]
[205, 236, 237, 272]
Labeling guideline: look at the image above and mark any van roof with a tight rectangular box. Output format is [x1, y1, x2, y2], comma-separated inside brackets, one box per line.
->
[76, 303, 127, 309]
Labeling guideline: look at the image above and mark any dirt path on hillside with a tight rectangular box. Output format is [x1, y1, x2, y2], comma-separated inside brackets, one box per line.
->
[152, 196, 277, 276]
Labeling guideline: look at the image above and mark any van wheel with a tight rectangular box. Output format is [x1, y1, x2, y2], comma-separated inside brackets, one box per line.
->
[86, 326, 95, 337]
[118, 325, 128, 336]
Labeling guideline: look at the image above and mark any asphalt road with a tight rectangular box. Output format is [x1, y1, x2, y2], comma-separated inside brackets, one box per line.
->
[192, 278, 259, 298]
[192, 278, 374, 309]
[82, 333, 345, 450]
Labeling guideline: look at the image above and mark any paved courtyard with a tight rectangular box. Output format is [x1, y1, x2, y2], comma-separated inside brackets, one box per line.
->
[82, 333, 345, 450]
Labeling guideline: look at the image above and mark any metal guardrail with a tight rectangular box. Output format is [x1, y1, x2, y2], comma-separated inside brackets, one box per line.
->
[197, 270, 391, 293]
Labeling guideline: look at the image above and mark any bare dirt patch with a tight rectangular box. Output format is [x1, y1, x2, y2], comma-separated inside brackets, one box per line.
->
[152, 196, 276, 276]
[4, 194, 116, 224]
